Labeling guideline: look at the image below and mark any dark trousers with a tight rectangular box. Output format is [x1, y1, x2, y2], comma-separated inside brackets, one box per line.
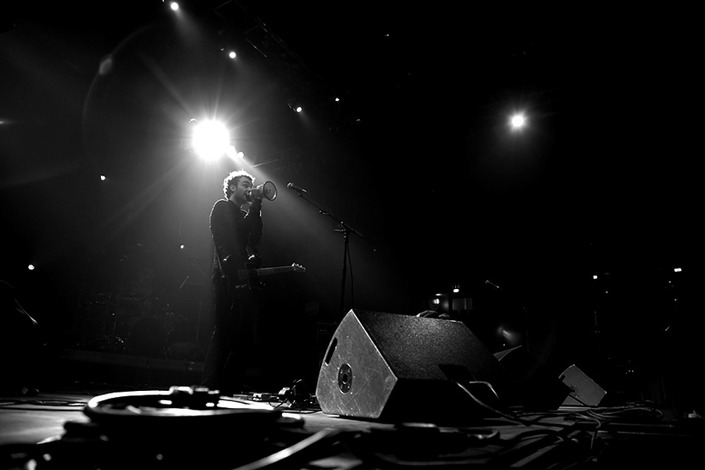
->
[202, 279, 262, 395]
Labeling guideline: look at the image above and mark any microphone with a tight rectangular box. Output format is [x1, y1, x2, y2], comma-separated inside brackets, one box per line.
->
[287, 182, 307, 194]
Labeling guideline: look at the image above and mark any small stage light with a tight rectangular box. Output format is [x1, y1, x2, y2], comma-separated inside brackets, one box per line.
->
[288, 100, 303, 113]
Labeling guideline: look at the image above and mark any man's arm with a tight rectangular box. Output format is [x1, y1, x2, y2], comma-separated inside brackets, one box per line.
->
[244, 198, 263, 247]
[210, 200, 243, 278]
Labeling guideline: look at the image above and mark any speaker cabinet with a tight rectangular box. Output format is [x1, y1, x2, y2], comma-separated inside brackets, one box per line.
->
[315, 309, 509, 422]
[559, 364, 607, 406]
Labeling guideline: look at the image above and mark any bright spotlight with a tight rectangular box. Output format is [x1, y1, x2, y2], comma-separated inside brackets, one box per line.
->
[169, 2, 179, 12]
[191, 120, 230, 161]
[509, 113, 527, 131]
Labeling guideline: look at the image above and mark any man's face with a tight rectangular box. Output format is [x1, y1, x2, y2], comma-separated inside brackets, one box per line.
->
[230, 177, 253, 203]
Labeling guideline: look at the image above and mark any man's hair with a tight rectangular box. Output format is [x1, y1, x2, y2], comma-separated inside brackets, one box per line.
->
[223, 170, 254, 198]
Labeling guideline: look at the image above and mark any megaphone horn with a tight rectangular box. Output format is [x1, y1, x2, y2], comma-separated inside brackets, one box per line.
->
[248, 181, 277, 201]
[262, 181, 277, 201]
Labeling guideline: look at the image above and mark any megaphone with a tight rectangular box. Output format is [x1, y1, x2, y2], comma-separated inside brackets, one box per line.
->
[247, 181, 277, 201]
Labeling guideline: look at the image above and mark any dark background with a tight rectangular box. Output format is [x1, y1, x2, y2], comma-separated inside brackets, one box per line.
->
[1, 1, 702, 403]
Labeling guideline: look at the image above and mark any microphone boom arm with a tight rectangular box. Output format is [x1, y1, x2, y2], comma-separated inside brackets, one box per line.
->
[287, 183, 363, 238]
[288, 183, 363, 316]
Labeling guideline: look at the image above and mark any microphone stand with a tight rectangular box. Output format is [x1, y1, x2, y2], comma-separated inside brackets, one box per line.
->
[290, 189, 363, 316]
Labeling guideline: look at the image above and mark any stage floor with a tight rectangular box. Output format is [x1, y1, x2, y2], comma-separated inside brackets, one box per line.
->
[1, 378, 703, 469]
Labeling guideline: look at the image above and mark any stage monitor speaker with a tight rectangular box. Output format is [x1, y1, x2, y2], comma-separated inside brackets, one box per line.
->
[315, 309, 510, 423]
[559, 364, 607, 406]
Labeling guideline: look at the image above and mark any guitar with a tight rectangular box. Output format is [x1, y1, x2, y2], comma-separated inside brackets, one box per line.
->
[237, 263, 306, 288]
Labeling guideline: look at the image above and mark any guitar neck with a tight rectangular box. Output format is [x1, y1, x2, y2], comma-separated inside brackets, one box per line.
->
[238, 266, 295, 279]
[256, 266, 293, 276]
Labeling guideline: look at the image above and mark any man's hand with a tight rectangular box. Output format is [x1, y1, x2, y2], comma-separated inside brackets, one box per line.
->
[245, 254, 262, 269]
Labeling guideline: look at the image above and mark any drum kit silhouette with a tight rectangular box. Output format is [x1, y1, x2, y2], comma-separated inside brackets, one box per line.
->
[78, 249, 208, 361]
